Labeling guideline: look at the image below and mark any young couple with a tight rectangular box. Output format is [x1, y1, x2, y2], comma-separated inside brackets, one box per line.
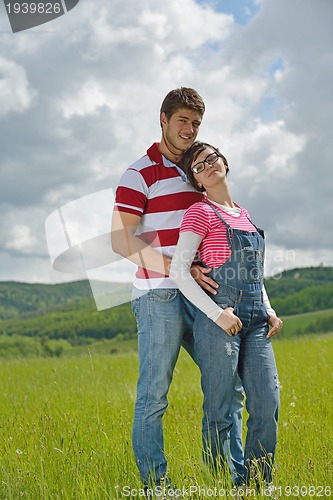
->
[112, 88, 281, 494]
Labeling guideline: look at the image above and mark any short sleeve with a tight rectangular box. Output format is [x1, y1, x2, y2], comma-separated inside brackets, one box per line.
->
[180, 202, 210, 238]
[114, 168, 148, 217]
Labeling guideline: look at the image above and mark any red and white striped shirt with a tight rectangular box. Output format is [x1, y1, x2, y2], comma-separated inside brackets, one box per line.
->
[114, 143, 203, 288]
[180, 199, 257, 268]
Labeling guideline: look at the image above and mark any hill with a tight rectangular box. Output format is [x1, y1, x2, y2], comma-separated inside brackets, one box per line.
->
[0, 266, 332, 357]
[264, 266, 333, 314]
[0, 280, 135, 320]
[0, 281, 94, 320]
[0, 280, 136, 357]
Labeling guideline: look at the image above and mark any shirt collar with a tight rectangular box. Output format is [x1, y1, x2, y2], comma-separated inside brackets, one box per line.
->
[147, 142, 188, 181]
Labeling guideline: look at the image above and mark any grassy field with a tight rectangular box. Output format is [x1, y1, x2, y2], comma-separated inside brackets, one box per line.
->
[0, 332, 332, 499]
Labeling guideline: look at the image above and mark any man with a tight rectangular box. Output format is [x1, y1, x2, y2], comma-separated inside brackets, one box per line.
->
[111, 88, 243, 491]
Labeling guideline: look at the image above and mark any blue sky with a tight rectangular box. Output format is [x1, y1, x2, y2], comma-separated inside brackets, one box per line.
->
[0, 0, 332, 290]
[196, 0, 261, 25]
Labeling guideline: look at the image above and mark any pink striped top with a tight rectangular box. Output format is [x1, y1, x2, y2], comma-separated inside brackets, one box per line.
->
[180, 200, 258, 268]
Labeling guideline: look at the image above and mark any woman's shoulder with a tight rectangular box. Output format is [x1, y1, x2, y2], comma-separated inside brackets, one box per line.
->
[185, 200, 210, 215]
[181, 201, 212, 231]
[239, 205, 251, 218]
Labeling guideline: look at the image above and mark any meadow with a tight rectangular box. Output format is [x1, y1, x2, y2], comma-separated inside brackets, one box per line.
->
[0, 332, 332, 499]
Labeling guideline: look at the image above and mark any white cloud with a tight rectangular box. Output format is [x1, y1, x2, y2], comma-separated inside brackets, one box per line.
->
[58, 79, 118, 119]
[0, 57, 37, 116]
[85, 0, 233, 56]
[239, 120, 306, 177]
[5, 224, 38, 253]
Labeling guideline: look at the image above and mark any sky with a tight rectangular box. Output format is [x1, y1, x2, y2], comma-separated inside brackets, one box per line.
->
[1, 0, 333, 291]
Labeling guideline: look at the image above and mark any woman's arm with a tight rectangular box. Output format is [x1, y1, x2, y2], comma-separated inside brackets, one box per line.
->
[262, 285, 276, 317]
[170, 231, 242, 335]
[170, 232, 222, 320]
[262, 285, 283, 338]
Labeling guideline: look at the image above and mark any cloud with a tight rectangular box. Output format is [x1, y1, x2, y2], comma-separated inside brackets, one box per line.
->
[195, 0, 333, 261]
[0, 56, 37, 116]
[84, 0, 232, 56]
[58, 79, 118, 119]
[0, 206, 48, 258]
[0, 0, 332, 285]
[4, 224, 38, 253]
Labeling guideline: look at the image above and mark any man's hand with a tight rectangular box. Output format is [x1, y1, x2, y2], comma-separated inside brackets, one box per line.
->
[216, 307, 243, 336]
[190, 264, 219, 294]
[267, 315, 283, 338]
[111, 210, 171, 275]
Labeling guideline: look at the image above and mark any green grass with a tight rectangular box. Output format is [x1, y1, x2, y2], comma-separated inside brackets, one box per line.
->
[0, 333, 333, 499]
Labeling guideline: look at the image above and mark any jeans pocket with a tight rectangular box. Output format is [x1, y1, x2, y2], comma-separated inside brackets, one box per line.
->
[252, 300, 269, 326]
[240, 247, 264, 283]
[216, 295, 234, 309]
[131, 297, 140, 320]
[261, 302, 269, 321]
[149, 288, 179, 302]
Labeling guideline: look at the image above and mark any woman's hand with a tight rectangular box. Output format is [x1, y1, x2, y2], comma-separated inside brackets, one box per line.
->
[216, 307, 243, 336]
[267, 315, 283, 338]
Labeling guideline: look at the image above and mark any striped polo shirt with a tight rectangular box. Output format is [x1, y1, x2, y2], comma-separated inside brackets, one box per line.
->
[180, 200, 258, 268]
[114, 143, 203, 289]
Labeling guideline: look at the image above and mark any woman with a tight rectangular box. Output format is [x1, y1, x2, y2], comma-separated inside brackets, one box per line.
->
[170, 141, 282, 485]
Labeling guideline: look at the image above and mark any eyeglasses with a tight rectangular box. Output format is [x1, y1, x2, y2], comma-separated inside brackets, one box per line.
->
[191, 152, 221, 174]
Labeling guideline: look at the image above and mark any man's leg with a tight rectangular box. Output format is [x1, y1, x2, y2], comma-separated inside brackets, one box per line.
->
[132, 288, 185, 485]
[180, 294, 197, 361]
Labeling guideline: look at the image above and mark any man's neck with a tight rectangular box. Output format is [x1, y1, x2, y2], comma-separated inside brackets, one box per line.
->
[158, 140, 183, 165]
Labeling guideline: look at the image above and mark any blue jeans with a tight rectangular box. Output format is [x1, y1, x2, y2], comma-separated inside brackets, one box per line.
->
[194, 297, 279, 484]
[131, 288, 244, 485]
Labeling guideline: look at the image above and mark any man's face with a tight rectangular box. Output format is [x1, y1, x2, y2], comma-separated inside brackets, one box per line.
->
[161, 107, 202, 156]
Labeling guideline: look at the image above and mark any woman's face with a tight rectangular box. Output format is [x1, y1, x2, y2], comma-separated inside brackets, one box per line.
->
[191, 147, 228, 190]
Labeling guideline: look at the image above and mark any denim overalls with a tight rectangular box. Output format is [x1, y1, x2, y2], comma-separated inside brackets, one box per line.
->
[194, 200, 280, 484]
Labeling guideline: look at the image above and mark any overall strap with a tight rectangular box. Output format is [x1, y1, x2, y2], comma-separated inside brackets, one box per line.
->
[202, 199, 233, 247]
[244, 215, 260, 233]
[203, 199, 263, 236]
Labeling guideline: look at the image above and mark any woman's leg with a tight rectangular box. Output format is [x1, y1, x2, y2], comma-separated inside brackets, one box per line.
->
[194, 310, 242, 478]
[238, 302, 280, 484]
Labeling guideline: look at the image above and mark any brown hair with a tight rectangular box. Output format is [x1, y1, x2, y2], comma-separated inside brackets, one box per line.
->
[160, 87, 205, 121]
[180, 141, 229, 192]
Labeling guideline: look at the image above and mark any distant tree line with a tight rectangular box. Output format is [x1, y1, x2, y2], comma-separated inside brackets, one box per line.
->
[268, 284, 333, 315]
[0, 267, 333, 357]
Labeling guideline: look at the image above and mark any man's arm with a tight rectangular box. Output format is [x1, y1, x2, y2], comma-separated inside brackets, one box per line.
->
[112, 209, 219, 290]
[111, 210, 171, 275]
